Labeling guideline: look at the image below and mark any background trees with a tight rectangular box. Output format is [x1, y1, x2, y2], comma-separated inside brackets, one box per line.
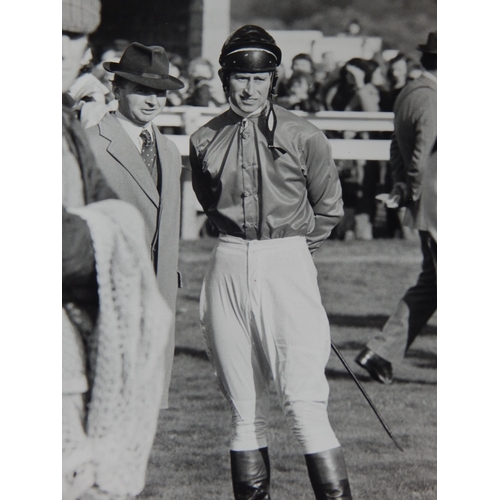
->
[231, 0, 437, 56]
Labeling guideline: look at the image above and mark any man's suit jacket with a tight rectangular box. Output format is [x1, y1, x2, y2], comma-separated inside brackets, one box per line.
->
[86, 112, 182, 407]
[390, 73, 437, 232]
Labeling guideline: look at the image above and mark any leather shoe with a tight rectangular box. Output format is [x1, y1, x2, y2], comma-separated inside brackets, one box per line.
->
[355, 348, 393, 384]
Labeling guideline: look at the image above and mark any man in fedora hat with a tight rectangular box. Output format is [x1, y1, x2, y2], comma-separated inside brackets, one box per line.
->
[190, 25, 351, 499]
[356, 32, 437, 384]
[86, 42, 185, 408]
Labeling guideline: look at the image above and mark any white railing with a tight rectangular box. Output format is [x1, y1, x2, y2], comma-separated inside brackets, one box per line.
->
[154, 106, 394, 161]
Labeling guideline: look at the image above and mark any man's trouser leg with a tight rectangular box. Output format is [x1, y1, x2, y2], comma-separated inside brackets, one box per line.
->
[200, 236, 273, 499]
[248, 237, 351, 498]
[367, 231, 437, 363]
[200, 236, 351, 498]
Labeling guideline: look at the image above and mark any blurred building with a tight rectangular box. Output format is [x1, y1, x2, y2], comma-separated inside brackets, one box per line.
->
[90, 0, 230, 70]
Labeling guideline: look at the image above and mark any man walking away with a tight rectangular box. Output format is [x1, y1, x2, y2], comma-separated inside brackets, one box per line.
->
[355, 32, 437, 384]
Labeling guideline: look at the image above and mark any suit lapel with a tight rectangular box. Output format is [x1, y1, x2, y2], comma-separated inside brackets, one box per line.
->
[100, 114, 160, 207]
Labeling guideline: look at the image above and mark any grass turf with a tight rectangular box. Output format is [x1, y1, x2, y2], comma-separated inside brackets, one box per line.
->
[138, 237, 436, 499]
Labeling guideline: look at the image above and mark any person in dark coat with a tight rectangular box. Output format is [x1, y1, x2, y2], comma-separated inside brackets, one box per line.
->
[355, 33, 437, 383]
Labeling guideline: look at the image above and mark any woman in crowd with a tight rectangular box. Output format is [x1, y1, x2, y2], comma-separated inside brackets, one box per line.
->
[379, 53, 409, 112]
[277, 71, 323, 112]
[183, 57, 226, 107]
[166, 53, 189, 106]
[322, 58, 383, 239]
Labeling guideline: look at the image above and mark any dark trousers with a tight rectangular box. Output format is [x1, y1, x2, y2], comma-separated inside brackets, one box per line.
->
[357, 161, 379, 222]
[367, 231, 437, 363]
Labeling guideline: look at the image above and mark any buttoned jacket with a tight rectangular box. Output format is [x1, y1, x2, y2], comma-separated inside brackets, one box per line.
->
[86, 112, 182, 407]
[190, 103, 343, 253]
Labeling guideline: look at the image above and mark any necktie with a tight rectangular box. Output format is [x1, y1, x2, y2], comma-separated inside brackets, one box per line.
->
[140, 129, 158, 185]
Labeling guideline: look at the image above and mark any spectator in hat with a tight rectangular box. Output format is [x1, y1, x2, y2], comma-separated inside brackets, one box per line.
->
[86, 42, 185, 410]
[190, 25, 351, 500]
[355, 32, 437, 384]
[62, 2, 172, 499]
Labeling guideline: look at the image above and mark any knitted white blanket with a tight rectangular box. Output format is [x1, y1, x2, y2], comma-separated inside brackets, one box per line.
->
[64, 199, 172, 498]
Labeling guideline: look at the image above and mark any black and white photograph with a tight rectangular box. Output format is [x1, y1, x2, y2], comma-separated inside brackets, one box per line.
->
[62, 0, 448, 498]
[59, 0, 440, 498]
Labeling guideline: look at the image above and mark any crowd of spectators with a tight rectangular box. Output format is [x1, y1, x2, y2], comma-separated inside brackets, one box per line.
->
[271, 49, 423, 241]
[70, 37, 425, 241]
[79, 37, 423, 116]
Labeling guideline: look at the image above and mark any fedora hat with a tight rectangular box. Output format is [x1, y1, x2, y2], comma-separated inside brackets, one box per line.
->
[417, 32, 437, 54]
[103, 42, 184, 91]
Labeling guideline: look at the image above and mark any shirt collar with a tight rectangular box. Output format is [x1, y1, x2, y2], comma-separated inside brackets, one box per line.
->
[422, 71, 437, 83]
[115, 110, 154, 140]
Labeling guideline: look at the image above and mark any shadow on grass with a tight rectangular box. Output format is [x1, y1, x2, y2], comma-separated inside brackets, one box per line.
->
[181, 293, 201, 302]
[334, 345, 436, 360]
[325, 368, 436, 386]
[406, 348, 437, 369]
[335, 340, 372, 351]
[327, 313, 388, 329]
[382, 378, 437, 385]
[174, 346, 209, 361]
[327, 314, 437, 336]
[173, 345, 437, 369]
[325, 368, 363, 382]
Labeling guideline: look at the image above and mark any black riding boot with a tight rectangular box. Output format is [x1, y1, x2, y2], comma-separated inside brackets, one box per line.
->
[305, 447, 352, 499]
[230, 448, 271, 500]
